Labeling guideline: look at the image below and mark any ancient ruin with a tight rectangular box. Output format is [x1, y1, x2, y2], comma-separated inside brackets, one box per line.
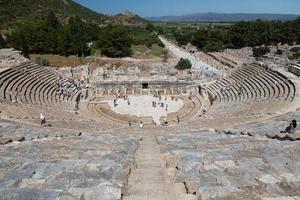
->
[0, 34, 299, 200]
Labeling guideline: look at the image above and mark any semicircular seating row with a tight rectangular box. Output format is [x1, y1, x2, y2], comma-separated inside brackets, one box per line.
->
[206, 63, 296, 105]
[0, 61, 81, 110]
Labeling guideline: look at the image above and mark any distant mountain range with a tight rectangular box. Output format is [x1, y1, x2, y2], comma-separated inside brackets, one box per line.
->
[146, 13, 300, 22]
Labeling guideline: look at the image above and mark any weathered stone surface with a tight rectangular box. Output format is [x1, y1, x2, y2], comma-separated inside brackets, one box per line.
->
[0, 188, 60, 200]
[157, 131, 300, 199]
[82, 182, 121, 200]
[0, 129, 139, 200]
[0, 138, 12, 145]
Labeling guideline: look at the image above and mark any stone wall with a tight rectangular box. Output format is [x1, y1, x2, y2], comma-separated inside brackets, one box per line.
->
[93, 81, 199, 96]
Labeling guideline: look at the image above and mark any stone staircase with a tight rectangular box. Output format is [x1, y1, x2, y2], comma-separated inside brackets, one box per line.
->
[124, 134, 169, 200]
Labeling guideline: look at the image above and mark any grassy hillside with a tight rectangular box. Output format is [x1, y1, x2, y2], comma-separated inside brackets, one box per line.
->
[0, 0, 145, 30]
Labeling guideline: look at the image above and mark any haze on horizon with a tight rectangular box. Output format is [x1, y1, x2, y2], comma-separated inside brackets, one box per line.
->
[74, 0, 300, 17]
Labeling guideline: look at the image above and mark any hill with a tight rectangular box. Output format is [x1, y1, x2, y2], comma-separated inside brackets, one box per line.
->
[147, 12, 299, 22]
[111, 11, 146, 25]
[0, 0, 145, 29]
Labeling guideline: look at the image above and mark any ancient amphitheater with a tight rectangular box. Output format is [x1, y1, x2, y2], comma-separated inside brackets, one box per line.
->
[0, 45, 300, 200]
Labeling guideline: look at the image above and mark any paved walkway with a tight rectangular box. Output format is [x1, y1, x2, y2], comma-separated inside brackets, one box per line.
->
[103, 96, 184, 125]
[159, 36, 220, 76]
[124, 134, 169, 200]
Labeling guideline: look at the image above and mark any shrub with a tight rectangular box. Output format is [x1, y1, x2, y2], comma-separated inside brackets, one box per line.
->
[175, 58, 192, 70]
[253, 46, 270, 58]
[204, 40, 224, 52]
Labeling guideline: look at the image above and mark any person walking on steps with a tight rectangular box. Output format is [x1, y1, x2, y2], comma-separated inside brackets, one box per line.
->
[139, 121, 144, 128]
[40, 113, 46, 126]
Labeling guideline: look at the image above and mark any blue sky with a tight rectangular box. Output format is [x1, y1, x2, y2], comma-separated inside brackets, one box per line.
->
[74, 0, 300, 17]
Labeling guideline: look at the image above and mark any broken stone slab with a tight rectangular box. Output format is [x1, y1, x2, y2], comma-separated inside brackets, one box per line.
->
[81, 182, 121, 200]
[279, 173, 300, 183]
[256, 174, 283, 184]
[285, 133, 300, 141]
[183, 177, 200, 194]
[19, 179, 48, 189]
[10, 136, 26, 142]
[197, 185, 241, 200]
[0, 137, 12, 145]
[0, 188, 60, 200]
[275, 133, 289, 141]
[266, 132, 277, 139]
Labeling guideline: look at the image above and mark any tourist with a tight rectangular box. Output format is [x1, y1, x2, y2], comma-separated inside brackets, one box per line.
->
[281, 120, 297, 134]
[113, 98, 117, 107]
[292, 119, 297, 128]
[139, 121, 144, 128]
[127, 98, 130, 106]
[128, 120, 132, 127]
[166, 104, 168, 111]
[163, 118, 168, 126]
[177, 116, 180, 124]
[202, 106, 207, 114]
[40, 113, 46, 126]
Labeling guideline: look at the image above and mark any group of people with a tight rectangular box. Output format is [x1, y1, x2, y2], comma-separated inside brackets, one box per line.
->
[128, 120, 144, 128]
[56, 77, 73, 97]
[152, 101, 168, 111]
[113, 93, 130, 107]
[56, 76, 87, 98]
[151, 95, 173, 112]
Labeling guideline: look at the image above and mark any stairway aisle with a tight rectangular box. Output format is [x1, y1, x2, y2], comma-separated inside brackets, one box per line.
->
[123, 134, 169, 200]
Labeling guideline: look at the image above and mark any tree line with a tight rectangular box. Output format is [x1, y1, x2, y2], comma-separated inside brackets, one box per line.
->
[2, 12, 164, 58]
[164, 18, 300, 52]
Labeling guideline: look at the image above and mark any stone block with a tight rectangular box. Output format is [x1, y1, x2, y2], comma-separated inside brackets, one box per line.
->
[81, 182, 121, 200]
[0, 138, 12, 145]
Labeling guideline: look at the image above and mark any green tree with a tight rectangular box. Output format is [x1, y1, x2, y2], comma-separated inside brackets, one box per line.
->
[145, 23, 155, 33]
[96, 25, 132, 57]
[57, 26, 72, 56]
[175, 58, 192, 70]
[0, 34, 6, 48]
[68, 15, 88, 57]
[253, 46, 270, 58]
[47, 11, 60, 29]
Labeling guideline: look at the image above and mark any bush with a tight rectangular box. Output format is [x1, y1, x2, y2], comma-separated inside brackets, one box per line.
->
[290, 47, 300, 53]
[253, 46, 270, 58]
[175, 58, 192, 70]
[204, 40, 224, 52]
